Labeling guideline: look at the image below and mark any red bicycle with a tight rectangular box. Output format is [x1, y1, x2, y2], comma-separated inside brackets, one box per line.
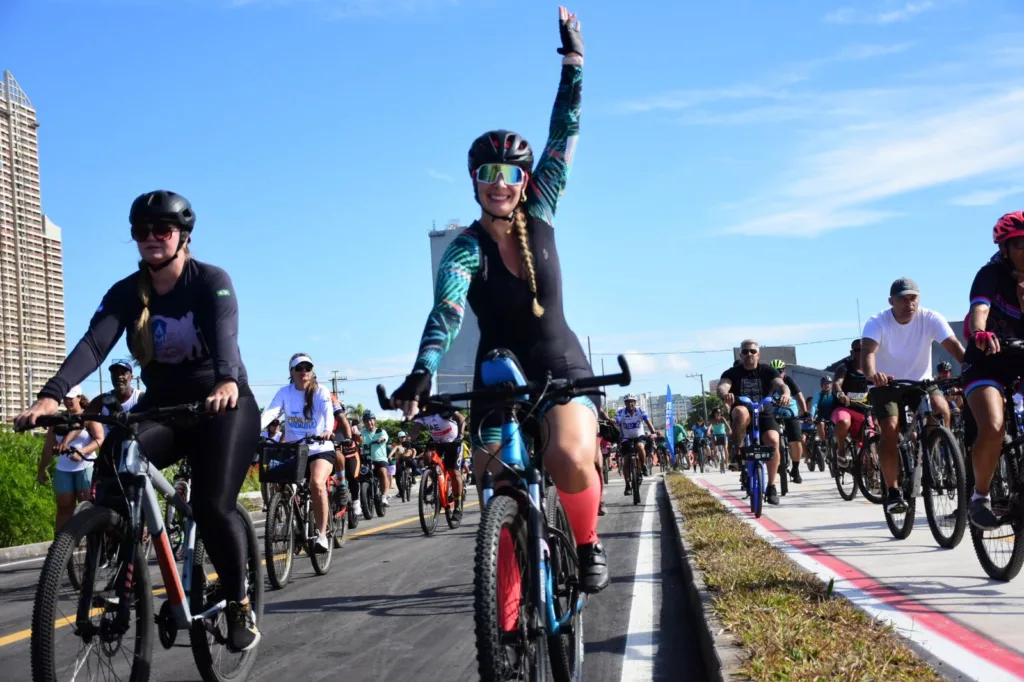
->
[418, 449, 463, 536]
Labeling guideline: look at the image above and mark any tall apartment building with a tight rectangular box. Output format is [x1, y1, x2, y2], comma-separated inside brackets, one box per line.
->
[428, 221, 477, 396]
[0, 71, 66, 419]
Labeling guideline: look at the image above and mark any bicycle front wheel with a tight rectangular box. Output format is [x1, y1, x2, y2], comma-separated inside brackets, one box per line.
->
[190, 501, 264, 682]
[855, 435, 884, 504]
[882, 451, 917, 540]
[923, 426, 967, 549]
[419, 469, 440, 536]
[32, 504, 154, 682]
[264, 492, 294, 590]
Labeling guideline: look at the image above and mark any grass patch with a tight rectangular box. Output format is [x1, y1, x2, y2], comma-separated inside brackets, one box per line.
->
[666, 473, 943, 682]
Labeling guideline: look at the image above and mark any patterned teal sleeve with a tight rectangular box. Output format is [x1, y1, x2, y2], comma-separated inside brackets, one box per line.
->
[413, 230, 482, 375]
[527, 63, 583, 225]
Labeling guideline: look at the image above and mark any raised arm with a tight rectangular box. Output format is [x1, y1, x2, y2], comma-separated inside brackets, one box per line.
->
[526, 7, 584, 225]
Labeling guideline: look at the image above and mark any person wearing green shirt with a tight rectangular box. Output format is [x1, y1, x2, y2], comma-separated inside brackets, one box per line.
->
[360, 410, 391, 506]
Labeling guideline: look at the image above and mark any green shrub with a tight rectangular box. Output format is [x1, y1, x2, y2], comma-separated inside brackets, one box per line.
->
[0, 427, 55, 547]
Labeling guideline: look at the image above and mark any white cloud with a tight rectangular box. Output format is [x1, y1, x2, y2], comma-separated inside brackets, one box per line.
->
[825, 1, 935, 25]
[950, 185, 1024, 207]
[427, 168, 454, 183]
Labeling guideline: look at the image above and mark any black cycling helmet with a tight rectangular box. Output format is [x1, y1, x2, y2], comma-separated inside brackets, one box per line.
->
[468, 130, 534, 175]
[937, 361, 953, 373]
[820, 375, 833, 385]
[362, 410, 376, 421]
[129, 190, 195, 232]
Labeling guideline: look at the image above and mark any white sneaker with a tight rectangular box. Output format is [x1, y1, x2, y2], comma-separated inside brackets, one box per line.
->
[382, 495, 390, 507]
[314, 531, 330, 553]
[353, 500, 362, 516]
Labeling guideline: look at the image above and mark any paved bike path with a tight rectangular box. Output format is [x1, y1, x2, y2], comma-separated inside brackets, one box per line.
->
[693, 468, 1024, 681]
[0, 475, 702, 681]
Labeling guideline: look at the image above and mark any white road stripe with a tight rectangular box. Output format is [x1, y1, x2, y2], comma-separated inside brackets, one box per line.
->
[620, 481, 659, 682]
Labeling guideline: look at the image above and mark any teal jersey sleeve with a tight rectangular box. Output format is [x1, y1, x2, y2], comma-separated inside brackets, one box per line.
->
[526, 63, 582, 226]
[412, 229, 482, 375]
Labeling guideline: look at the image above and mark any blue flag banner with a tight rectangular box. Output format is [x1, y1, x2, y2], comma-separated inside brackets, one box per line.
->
[666, 385, 675, 466]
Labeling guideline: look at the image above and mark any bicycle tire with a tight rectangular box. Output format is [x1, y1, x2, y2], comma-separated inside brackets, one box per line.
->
[264, 492, 294, 590]
[923, 426, 967, 549]
[834, 438, 858, 502]
[310, 502, 334, 575]
[474, 493, 541, 681]
[697, 447, 705, 474]
[445, 477, 463, 530]
[190, 501, 264, 682]
[855, 436, 884, 504]
[419, 469, 440, 536]
[333, 495, 348, 549]
[602, 455, 609, 485]
[360, 480, 373, 520]
[968, 455, 1024, 581]
[545, 489, 584, 682]
[779, 446, 789, 497]
[632, 460, 642, 506]
[32, 505, 154, 682]
[882, 451, 916, 540]
[751, 464, 763, 518]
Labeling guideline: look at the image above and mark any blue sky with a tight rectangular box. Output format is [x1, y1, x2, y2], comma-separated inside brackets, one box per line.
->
[3, 0, 1024, 413]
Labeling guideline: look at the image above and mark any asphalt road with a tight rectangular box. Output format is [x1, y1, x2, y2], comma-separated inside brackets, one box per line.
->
[0, 473, 703, 681]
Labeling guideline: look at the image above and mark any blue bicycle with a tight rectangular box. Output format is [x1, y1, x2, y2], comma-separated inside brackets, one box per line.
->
[378, 349, 630, 682]
[738, 396, 777, 518]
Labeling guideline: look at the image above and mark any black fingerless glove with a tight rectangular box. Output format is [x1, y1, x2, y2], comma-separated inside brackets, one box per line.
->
[392, 371, 432, 404]
[557, 15, 584, 58]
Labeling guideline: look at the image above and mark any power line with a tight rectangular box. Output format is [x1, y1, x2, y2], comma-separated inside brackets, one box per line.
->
[590, 336, 855, 357]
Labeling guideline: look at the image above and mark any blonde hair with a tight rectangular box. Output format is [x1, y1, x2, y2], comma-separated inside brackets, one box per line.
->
[512, 205, 544, 317]
[133, 242, 190, 367]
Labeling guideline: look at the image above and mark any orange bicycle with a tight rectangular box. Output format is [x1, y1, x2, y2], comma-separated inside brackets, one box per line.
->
[419, 448, 464, 536]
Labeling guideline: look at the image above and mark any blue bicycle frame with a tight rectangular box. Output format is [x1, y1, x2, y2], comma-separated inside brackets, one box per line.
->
[477, 352, 584, 638]
[739, 396, 775, 518]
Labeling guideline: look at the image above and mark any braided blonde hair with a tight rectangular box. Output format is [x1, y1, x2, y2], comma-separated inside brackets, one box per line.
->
[511, 204, 544, 317]
[133, 243, 190, 367]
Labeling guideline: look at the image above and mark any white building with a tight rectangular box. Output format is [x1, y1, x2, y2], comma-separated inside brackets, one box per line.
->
[428, 221, 478, 396]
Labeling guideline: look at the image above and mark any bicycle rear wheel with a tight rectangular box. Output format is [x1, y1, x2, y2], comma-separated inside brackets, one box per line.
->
[310, 503, 334, 575]
[474, 493, 542, 681]
[264, 492, 294, 590]
[333, 494, 348, 549]
[32, 504, 153, 682]
[922, 427, 967, 549]
[855, 436, 884, 504]
[190, 501, 264, 682]
[419, 469, 441, 536]
[834, 437, 858, 502]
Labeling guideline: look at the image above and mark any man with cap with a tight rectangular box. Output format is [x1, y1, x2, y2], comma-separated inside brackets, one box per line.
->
[87, 358, 143, 435]
[861, 277, 965, 514]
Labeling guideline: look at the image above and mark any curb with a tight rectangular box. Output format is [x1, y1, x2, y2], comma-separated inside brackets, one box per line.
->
[661, 475, 746, 682]
[0, 499, 266, 566]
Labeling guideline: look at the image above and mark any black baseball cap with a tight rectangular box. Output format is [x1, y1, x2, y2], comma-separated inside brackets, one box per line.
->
[890, 277, 920, 297]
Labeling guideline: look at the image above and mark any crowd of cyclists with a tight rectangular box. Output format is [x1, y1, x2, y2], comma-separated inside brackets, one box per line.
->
[10, 4, 1024, 680]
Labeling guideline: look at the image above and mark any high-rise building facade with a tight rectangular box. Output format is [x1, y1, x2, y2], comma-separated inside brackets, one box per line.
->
[0, 71, 66, 419]
[427, 221, 478, 396]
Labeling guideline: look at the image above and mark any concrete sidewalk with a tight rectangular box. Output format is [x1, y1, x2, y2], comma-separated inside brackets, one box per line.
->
[692, 468, 1024, 682]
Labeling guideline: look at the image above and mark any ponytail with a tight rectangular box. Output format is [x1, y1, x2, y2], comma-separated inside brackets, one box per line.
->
[512, 206, 544, 317]
[133, 244, 190, 367]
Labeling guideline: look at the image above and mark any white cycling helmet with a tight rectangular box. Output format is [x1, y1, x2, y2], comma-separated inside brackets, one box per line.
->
[624, 394, 638, 402]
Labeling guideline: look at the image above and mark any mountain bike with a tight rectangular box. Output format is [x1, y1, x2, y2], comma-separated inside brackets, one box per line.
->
[692, 438, 709, 474]
[26, 402, 263, 682]
[418, 447, 464, 536]
[620, 437, 646, 506]
[259, 436, 345, 589]
[868, 379, 967, 547]
[378, 349, 631, 682]
[736, 397, 776, 518]
[397, 459, 415, 502]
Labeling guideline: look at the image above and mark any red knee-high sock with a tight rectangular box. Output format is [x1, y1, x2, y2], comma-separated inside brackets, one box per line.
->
[557, 470, 601, 546]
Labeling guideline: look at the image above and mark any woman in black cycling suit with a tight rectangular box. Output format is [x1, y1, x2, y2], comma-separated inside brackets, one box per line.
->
[388, 7, 610, 593]
[14, 190, 262, 652]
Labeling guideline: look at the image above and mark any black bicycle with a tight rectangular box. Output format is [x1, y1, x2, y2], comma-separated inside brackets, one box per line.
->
[692, 437, 709, 474]
[378, 349, 631, 682]
[397, 459, 415, 503]
[621, 437, 646, 506]
[26, 401, 264, 682]
[869, 379, 967, 548]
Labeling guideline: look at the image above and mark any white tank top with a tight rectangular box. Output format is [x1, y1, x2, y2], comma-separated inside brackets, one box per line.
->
[416, 414, 459, 443]
[101, 388, 142, 436]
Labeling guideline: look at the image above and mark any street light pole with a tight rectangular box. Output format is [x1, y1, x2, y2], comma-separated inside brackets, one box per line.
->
[686, 372, 710, 423]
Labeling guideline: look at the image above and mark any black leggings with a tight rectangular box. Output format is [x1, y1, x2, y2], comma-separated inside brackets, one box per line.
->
[108, 395, 260, 602]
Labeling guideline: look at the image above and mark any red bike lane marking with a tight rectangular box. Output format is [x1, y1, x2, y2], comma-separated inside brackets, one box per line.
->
[701, 479, 1024, 679]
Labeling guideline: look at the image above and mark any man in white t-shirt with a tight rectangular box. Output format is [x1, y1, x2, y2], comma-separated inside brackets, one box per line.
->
[861, 277, 965, 513]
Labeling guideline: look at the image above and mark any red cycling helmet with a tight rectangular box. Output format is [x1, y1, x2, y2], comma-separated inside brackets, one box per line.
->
[993, 211, 1024, 244]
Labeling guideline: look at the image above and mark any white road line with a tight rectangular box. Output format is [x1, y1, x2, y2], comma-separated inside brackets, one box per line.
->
[620, 481, 658, 682]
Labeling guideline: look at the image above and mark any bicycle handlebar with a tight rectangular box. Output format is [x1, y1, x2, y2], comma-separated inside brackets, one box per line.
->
[376, 354, 632, 414]
[26, 401, 209, 433]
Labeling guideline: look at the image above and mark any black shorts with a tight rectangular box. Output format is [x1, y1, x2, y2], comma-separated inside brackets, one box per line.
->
[372, 460, 389, 472]
[434, 441, 463, 470]
[731, 404, 778, 435]
[962, 344, 1024, 398]
[781, 417, 802, 443]
[713, 434, 726, 446]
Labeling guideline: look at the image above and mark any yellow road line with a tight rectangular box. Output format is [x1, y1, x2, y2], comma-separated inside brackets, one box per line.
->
[0, 502, 478, 649]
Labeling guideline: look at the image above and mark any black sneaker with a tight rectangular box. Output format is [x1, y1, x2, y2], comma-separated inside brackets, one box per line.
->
[969, 497, 999, 530]
[623, 485, 631, 496]
[766, 485, 780, 505]
[790, 465, 803, 484]
[226, 600, 261, 652]
[598, 501, 607, 516]
[577, 541, 610, 593]
[885, 488, 907, 515]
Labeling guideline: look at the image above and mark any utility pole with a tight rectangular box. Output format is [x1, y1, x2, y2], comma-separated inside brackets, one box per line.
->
[330, 370, 347, 397]
[587, 336, 593, 368]
[98, 369, 104, 395]
[686, 372, 710, 423]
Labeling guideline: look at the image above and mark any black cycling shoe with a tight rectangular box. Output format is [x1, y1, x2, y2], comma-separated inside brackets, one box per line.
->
[577, 541, 610, 594]
[623, 485, 631, 496]
[766, 485, 780, 505]
[598, 501, 607, 516]
[969, 496, 999, 529]
[790, 465, 803, 484]
[885, 487, 907, 515]
[226, 600, 261, 652]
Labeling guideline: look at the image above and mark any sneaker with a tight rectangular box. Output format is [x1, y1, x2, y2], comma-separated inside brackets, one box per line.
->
[352, 500, 362, 517]
[969, 496, 999, 530]
[766, 485, 780, 505]
[382, 495, 390, 507]
[837, 451, 851, 468]
[576, 541, 610, 593]
[623, 485, 631, 496]
[598, 501, 607, 516]
[226, 600, 261, 652]
[313, 530, 330, 554]
[790, 465, 803, 484]
[885, 488, 907, 515]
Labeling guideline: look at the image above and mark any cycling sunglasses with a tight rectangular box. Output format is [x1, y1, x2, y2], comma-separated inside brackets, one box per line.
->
[130, 222, 177, 243]
[291, 363, 313, 373]
[474, 163, 526, 186]
[740, 348, 759, 355]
